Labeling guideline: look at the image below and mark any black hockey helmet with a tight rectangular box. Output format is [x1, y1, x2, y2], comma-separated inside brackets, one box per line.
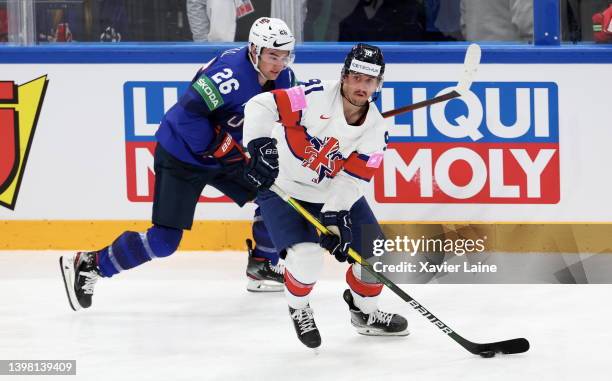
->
[341, 43, 385, 81]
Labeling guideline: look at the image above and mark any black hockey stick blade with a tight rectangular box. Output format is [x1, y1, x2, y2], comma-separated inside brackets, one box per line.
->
[471, 338, 530, 355]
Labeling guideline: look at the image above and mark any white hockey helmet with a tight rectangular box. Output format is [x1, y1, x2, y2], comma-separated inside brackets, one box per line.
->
[248, 17, 295, 71]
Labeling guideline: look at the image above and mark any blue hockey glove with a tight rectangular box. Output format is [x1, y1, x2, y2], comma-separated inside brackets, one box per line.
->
[319, 210, 353, 263]
[244, 137, 279, 189]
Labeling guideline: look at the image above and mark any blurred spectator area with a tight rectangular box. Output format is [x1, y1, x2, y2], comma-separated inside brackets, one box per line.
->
[460, 0, 533, 42]
[304, 0, 461, 41]
[1, 1, 7, 42]
[33, 0, 192, 42]
[18, 0, 465, 44]
[235, 0, 270, 41]
[2, 0, 611, 44]
[562, 0, 611, 42]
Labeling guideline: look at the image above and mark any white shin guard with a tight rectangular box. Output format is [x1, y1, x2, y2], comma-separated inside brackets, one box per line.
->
[349, 264, 380, 314]
[284, 242, 325, 309]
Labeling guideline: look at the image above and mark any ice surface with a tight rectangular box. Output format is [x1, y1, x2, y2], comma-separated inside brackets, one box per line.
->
[0, 251, 610, 381]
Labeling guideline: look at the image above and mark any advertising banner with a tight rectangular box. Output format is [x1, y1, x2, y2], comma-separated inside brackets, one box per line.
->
[0, 63, 610, 223]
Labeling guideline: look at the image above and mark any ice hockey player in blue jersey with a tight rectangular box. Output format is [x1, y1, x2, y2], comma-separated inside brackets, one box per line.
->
[59, 17, 295, 311]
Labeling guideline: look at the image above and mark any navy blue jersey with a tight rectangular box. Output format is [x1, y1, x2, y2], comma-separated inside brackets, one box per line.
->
[155, 46, 296, 167]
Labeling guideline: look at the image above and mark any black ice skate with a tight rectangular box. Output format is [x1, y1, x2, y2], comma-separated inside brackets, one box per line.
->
[343, 289, 409, 336]
[59, 252, 101, 311]
[245, 239, 285, 292]
[289, 305, 321, 349]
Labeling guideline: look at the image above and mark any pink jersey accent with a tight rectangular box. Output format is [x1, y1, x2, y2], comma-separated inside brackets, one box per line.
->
[286, 86, 307, 112]
[366, 153, 384, 168]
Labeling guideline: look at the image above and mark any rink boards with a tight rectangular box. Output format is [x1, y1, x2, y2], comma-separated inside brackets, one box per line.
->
[0, 44, 611, 250]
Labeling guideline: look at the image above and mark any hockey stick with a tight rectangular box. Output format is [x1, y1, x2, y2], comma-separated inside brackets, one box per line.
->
[381, 43, 481, 118]
[270, 184, 529, 357]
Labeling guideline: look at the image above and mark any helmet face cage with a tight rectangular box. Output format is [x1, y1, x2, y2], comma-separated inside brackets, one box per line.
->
[342, 43, 385, 93]
[248, 17, 295, 72]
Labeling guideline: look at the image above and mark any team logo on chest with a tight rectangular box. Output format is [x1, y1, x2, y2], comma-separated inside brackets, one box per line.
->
[302, 136, 344, 183]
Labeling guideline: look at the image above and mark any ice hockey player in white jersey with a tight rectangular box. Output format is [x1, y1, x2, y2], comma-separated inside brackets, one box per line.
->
[242, 43, 409, 349]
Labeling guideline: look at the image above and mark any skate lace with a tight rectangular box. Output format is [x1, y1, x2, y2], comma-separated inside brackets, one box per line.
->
[291, 307, 316, 334]
[367, 310, 394, 326]
[80, 271, 100, 295]
[270, 260, 285, 275]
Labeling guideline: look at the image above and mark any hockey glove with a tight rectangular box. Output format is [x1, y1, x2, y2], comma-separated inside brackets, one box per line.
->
[244, 137, 279, 189]
[203, 126, 247, 168]
[319, 210, 353, 263]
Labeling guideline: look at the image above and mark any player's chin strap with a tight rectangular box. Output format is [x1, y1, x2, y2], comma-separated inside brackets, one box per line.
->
[340, 82, 370, 125]
[340, 84, 368, 108]
[249, 43, 271, 82]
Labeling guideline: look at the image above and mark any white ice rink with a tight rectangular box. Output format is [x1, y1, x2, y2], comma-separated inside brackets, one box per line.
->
[1, 251, 611, 381]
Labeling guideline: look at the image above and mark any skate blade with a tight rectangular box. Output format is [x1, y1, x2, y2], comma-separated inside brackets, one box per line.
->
[353, 325, 410, 337]
[246, 279, 284, 293]
[59, 256, 81, 311]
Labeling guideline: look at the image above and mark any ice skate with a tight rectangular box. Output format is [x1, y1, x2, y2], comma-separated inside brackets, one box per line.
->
[59, 252, 101, 311]
[343, 289, 409, 336]
[246, 239, 285, 292]
[289, 305, 321, 349]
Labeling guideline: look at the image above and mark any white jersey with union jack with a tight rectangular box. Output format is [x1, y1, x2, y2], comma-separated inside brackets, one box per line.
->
[243, 79, 389, 212]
